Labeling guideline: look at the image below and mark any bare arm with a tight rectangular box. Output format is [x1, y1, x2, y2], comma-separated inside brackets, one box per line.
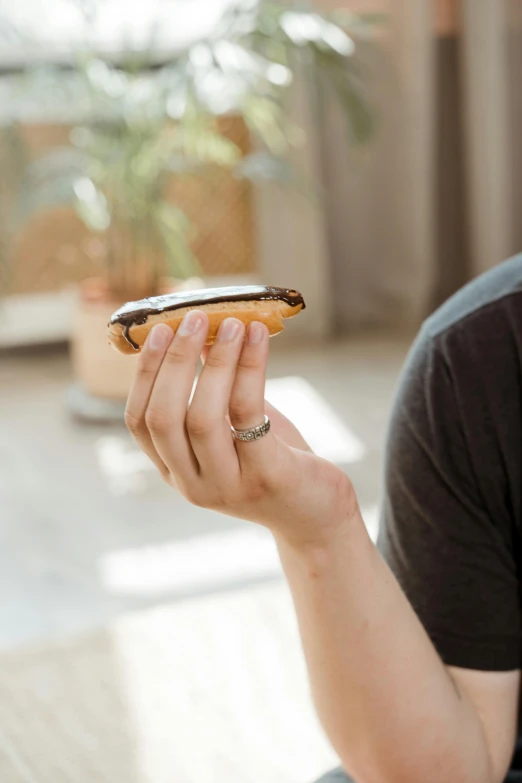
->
[277, 512, 520, 783]
[125, 313, 520, 783]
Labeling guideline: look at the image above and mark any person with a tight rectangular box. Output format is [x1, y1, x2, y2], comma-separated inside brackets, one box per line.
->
[124, 254, 522, 783]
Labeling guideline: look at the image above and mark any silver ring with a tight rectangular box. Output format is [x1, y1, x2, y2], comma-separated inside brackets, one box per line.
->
[231, 415, 271, 442]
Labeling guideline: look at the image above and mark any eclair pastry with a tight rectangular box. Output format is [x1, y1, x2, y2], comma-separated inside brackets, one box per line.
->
[108, 285, 306, 354]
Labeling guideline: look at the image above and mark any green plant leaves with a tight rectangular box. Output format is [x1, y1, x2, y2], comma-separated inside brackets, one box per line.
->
[234, 150, 295, 183]
[234, 150, 317, 200]
[0, 122, 29, 294]
[73, 177, 111, 232]
[0, 0, 377, 295]
[154, 201, 202, 280]
[174, 122, 242, 168]
[279, 11, 355, 56]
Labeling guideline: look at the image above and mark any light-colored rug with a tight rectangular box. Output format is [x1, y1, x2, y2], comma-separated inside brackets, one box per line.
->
[0, 582, 337, 783]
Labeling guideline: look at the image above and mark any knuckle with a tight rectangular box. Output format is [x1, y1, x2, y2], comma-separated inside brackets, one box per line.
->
[186, 411, 214, 439]
[228, 397, 257, 428]
[165, 473, 181, 492]
[183, 486, 209, 509]
[203, 351, 229, 370]
[137, 354, 160, 375]
[179, 475, 235, 511]
[145, 407, 176, 431]
[238, 351, 261, 371]
[164, 343, 190, 364]
[124, 409, 143, 435]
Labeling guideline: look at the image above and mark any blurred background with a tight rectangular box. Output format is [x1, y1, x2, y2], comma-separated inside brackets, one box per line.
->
[1, 1, 522, 781]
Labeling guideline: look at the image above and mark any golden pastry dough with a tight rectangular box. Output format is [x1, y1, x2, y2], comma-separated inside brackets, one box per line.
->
[108, 287, 305, 355]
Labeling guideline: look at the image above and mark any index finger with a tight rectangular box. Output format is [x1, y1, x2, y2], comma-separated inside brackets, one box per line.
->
[125, 323, 173, 477]
[145, 310, 208, 481]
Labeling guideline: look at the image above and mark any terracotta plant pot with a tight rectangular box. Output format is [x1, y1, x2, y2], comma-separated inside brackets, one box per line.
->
[70, 276, 204, 401]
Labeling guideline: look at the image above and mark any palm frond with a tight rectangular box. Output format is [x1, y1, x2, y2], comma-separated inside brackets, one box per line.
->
[174, 121, 242, 168]
[313, 47, 375, 144]
[234, 150, 318, 199]
[249, 3, 375, 145]
[154, 201, 202, 280]
[0, 0, 378, 296]
[240, 93, 293, 155]
[235, 150, 295, 183]
[73, 178, 111, 231]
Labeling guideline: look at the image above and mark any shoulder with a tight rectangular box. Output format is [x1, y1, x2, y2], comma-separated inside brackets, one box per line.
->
[424, 253, 522, 347]
[403, 254, 522, 385]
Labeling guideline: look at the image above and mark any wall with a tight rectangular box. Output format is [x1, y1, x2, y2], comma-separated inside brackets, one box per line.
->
[318, 0, 459, 34]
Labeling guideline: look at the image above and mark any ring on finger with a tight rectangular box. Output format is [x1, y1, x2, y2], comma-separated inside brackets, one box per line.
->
[231, 415, 271, 442]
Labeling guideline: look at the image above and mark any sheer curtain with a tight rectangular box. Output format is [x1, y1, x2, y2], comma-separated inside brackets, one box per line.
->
[461, 0, 522, 275]
[314, 0, 522, 332]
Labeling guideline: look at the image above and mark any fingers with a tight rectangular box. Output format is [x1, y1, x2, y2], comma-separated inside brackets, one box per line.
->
[127, 315, 279, 509]
[125, 323, 174, 477]
[229, 322, 278, 469]
[145, 311, 209, 482]
[188, 318, 245, 479]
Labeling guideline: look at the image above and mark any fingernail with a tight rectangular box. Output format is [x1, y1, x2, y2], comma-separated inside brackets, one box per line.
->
[248, 322, 265, 345]
[218, 318, 242, 342]
[178, 311, 204, 336]
[149, 324, 173, 350]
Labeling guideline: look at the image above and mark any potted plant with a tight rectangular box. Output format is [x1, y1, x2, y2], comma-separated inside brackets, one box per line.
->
[4, 1, 376, 401]
[0, 123, 29, 296]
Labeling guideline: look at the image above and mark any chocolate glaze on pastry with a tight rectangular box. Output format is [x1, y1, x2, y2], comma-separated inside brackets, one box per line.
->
[110, 285, 305, 350]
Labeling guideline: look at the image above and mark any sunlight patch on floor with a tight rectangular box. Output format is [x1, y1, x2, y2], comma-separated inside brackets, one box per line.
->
[96, 436, 153, 496]
[95, 375, 366, 496]
[100, 525, 280, 596]
[100, 505, 378, 597]
[110, 583, 338, 783]
[265, 376, 366, 464]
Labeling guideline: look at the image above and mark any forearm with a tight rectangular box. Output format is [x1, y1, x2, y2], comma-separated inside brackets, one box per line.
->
[276, 512, 496, 783]
[126, 313, 501, 780]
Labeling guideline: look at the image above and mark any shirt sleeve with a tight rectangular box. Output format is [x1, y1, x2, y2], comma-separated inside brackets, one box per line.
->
[377, 327, 522, 671]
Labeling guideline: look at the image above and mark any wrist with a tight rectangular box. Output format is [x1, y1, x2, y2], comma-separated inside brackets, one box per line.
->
[275, 509, 370, 582]
[273, 477, 366, 562]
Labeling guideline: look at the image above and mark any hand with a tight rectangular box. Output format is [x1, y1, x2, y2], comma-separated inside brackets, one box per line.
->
[125, 310, 358, 549]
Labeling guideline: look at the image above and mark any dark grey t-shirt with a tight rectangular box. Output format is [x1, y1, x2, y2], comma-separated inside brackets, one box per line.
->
[378, 254, 522, 775]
